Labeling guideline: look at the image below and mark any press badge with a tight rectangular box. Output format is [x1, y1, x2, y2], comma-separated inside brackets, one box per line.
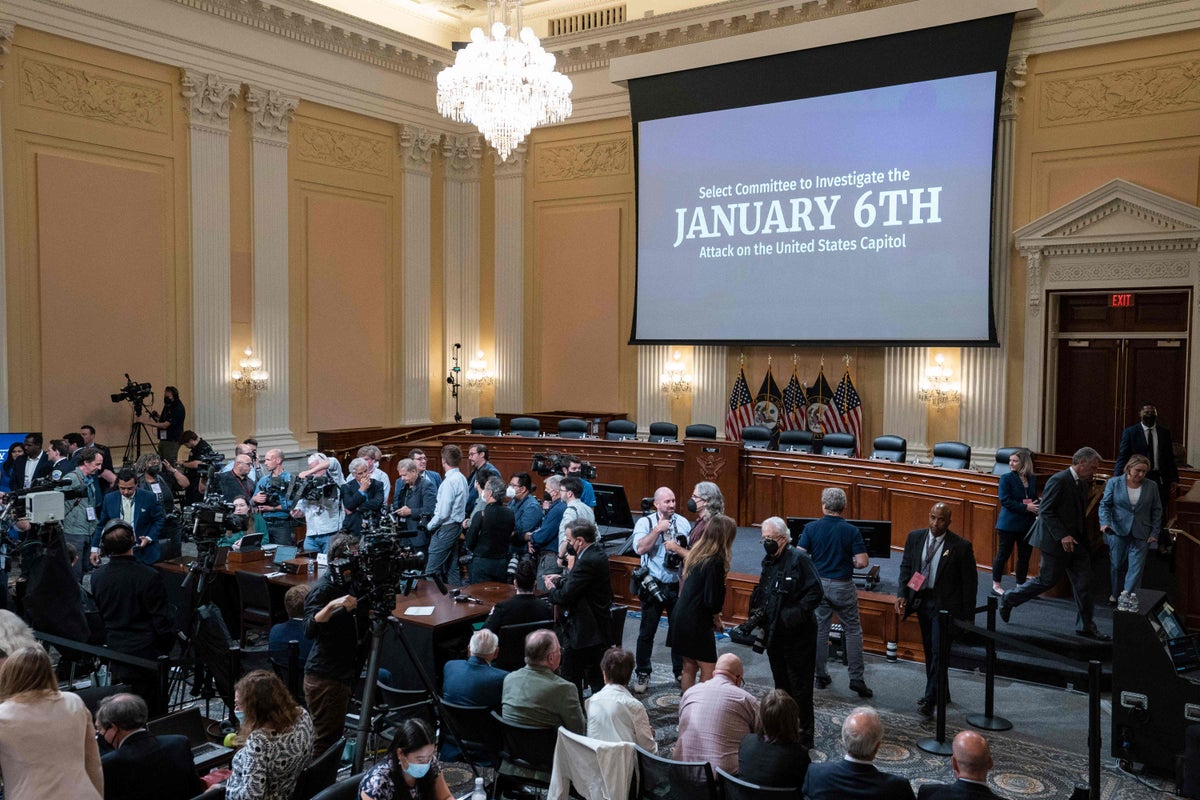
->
[86, 507, 97, 521]
[907, 572, 927, 592]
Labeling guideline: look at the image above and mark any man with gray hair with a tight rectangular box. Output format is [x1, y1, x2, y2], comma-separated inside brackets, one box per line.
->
[340, 457, 385, 535]
[799, 487, 873, 698]
[391, 457, 436, 547]
[501, 628, 585, 734]
[801, 706, 915, 799]
[290, 452, 344, 552]
[96, 692, 204, 800]
[1001, 446, 1109, 639]
[356, 444, 391, 504]
[443, 628, 507, 710]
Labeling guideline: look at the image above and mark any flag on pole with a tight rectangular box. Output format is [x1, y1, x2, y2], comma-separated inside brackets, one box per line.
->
[781, 367, 806, 432]
[825, 369, 865, 456]
[805, 369, 836, 434]
[754, 365, 784, 431]
[725, 366, 755, 441]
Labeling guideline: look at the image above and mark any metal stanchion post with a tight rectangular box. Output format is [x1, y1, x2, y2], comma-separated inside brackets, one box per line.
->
[918, 610, 954, 755]
[1089, 660, 1102, 800]
[968, 596, 1012, 731]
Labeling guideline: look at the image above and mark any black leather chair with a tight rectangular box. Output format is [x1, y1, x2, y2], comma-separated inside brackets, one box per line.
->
[821, 432, 857, 457]
[557, 418, 588, 439]
[741, 425, 771, 449]
[605, 419, 638, 441]
[438, 699, 502, 766]
[932, 441, 972, 470]
[471, 416, 502, 436]
[291, 737, 346, 800]
[491, 711, 559, 797]
[778, 430, 814, 453]
[496, 618, 554, 672]
[234, 570, 279, 645]
[634, 744, 719, 800]
[685, 424, 717, 440]
[648, 422, 678, 443]
[508, 417, 540, 437]
[609, 605, 629, 647]
[870, 435, 907, 462]
[714, 766, 800, 799]
[994, 446, 1021, 475]
[308, 773, 366, 800]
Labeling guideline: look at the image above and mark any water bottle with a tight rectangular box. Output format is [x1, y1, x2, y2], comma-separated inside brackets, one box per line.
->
[1117, 591, 1130, 612]
[97, 664, 110, 687]
[471, 777, 486, 800]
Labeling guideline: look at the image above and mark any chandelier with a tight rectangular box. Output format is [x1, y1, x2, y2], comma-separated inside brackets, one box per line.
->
[660, 351, 693, 398]
[466, 350, 495, 389]
[918, 353, 961, 410]
[436, 0, 573, 161]
[232, 346, 269, 396]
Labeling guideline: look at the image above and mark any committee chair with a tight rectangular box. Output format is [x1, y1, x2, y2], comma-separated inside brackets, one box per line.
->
[993, 446, 1021, 475]
[820, 432, 857, 457]
[741, 426, 771, 450]
[557, 418, 589, 439]
[778, 430, 814, 453]
[684, 424, 717, 440]
[931, 441, 972, 470]
[606, 420, 638, 441]
[509, 417, 541, 437]
[647, 423, 678, 443]
[471, 417, 502, 436]
[870, 435, 907, 462]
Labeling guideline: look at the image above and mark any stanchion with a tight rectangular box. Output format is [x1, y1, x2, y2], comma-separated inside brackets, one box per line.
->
[967, 596, 1012, 732]
[918, 610, 954, 756]
[1088, 660, 1102, 800]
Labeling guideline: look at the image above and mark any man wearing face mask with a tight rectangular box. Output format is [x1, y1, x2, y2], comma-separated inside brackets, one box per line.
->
[96, 692, 204, 800]
[543, 519, 613, 698]
[507, 472, 544, 544]
[530, 475, 566, 587]
[136, 385, 186, 463]
[754, 516, 824, 748]
[1116, 402, 1179, 504]
[564, 455, 597, 508]
[630, 486, 691, 693]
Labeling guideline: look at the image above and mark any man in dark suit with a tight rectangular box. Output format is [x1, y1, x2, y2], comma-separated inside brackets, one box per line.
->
[95, 692, 204, 800]
[392, 457, 437, 547]
[918, 730, 1002, 799]
[90, 467, 165, 566]
[544, 518, 613, 697]
[341, 456, 385, 534]
[9, 432, 52, 489]
[1116, 402, 1179, 500]
[801, 706, 915, 800]
[1000, 447, 1108, 639]
[896, 502, 978, 717]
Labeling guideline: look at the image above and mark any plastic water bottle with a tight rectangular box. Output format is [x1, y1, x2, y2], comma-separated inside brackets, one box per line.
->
[1117, 591, 1130, 611]
[97, 664, 110, 687]
[471, 777, 486, 800]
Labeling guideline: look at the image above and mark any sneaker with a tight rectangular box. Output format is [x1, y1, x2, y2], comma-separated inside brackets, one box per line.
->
[632, 673, 650, 694]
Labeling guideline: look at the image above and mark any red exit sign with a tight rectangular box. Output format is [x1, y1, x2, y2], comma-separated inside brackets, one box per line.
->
[1110, 293, 1135, 308]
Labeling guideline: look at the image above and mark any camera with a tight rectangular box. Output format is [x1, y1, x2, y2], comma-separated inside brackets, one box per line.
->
[260, 475, 287, 507]
[663, 532, 689, 572]
[640, 497, 655, 515]
[183, 498, 247, 546]
[328, 534, 426, 613]
[458, 551, 475, 567]
[728, 608, 768, 654]
[630, 564, 667, 604]
[110, 373, 153, 415]
[530, 452, 597, 481]
[287, 474, 338, 505]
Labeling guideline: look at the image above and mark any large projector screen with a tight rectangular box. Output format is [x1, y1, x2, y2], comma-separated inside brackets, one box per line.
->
[628, 15, 1014, 346]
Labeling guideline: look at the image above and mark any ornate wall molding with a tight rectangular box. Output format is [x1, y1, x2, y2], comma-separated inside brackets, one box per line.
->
[21, 57, 167, 131]
[1001, 53, 1028, 120]
[294, 122, 390, 176]
[181, 69, 239, 133]
[0, 20, 14, 57]
[1048, 259, 1191, 282]
[535, 137, 630, 182]
[245, 85, 298, 144]
[494, 144, 526, 176]
[398, 124, 438, 173]
[442, 133, 483, 178]
[1042, 59, 1200, 126]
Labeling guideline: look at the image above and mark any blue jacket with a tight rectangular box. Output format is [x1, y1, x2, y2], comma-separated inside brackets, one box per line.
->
[530, 500, 566, 551]
[442, 655, 507, 709]
[1099, 474, 1162, 541]
[996, 471, 1038, 533]
[93, 488, 165, 564]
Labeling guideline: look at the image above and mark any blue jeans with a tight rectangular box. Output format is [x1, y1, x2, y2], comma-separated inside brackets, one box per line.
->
[1106, 533, 1150, 596]
[305, 533, 332, 553]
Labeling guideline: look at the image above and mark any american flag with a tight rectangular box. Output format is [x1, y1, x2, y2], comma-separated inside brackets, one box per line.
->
[781, 368, 806, 431]
[825, 369, 864, 456]
[725, 366, 755, 441]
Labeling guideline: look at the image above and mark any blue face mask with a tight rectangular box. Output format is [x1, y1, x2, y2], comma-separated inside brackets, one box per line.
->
[234, 710, 245, 725]
[404, 761, 431, 780]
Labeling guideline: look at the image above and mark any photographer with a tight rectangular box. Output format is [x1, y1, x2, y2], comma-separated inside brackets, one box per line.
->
[464, 444, 501, 527]
[340, 458, 384, 536]
[136, 385, 186, 462]
[177, 430, 217, 502]
[754, 516, 824, 748]
[253, 448, 295, 546]
[630, 487, 691, 693]
[135, 453, 188, 562]
[290, 453, 344, 553]
[463, 476, 515, 584]
[544, 519, 613, 698]
[390, 458, 435, 547]
[60, 446, 105, 581]
[530, 475, 566, 588]
[507, 473, 543, 544]
[564, 455, 597, 508]
[303, 533, 369, 757]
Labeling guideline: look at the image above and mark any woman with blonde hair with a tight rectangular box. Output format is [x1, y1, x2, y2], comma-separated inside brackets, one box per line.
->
[0, 610, 38, 662]
[992, 447, 1039, 595]
[668, 514, 737, 691]
[0, 646, 103, 799]
[1099, 454, 1162, 604]
[224, 669, 314, 800]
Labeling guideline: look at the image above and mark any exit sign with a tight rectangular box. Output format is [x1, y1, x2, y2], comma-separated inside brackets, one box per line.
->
[1110, 293, 1135, 308]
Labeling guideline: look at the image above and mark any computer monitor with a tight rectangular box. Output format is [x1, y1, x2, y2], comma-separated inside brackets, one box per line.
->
[786, 517, 893, 558]
[592, 483, 634, 529]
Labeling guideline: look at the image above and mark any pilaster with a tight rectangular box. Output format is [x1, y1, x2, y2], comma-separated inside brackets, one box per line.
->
[441, 133, 483, 422]
[637, 346, 671, 435]
[398, 124, 437, 424]
[692, 347, 728, 435]
[883, 347, 930, 462]
[493, 145, 526, 414]
[0, 21, 13, 430]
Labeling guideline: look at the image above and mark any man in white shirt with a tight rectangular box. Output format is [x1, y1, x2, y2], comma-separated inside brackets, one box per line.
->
[586, 647, 656, 753]
[425, 444, 469, 583]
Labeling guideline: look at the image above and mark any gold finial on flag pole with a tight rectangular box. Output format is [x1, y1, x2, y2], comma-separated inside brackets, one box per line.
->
[843, 353, 852, 368]
[792, 353, 798, 367]
[767, 354, 773, 368]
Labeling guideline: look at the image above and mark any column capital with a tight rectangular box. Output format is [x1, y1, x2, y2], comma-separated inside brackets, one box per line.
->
[1001, 53, 1028, 121]
[442, 133, 483, 178]
[493, 144, 526, 176]
[398, 124, 438, 172]
[245, 85, 298, 144]
[181, 69, 240, 133]
[0, 20, 15, 57]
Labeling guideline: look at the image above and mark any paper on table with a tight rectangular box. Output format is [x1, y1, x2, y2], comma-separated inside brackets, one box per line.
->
[404, 606, 436, 616]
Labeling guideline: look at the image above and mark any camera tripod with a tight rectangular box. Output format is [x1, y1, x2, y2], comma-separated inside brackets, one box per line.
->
[172, 543, 239, 718]
[121, 406, 159, 465]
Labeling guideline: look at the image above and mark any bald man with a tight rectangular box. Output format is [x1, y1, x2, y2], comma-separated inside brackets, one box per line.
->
[917, 731, 1001, 798]
[674, 653, 759, 774]
[802, 706, 915, 800]
[897, 503, 978, 717]
[630, 486, 692, 691]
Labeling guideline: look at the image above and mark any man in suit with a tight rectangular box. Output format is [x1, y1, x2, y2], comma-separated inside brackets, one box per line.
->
[218, 452, 257, 504]
[1116, 402, 1179, 500]
[90, 467, 165, 566]
[392, 457, 437, 547]
[801, 706, 915, 800]
[79, 424, 117, 490]
[544, 518, 613, 697]
[10, 432, 51, 489]
[1000, 447, 1109, 639]
[341, 456, 385, 534]
[47, 438, 74, 479]
[918, 731, 1002, 799]
[443, 629, 507, 708]
[501, 628, 585, 734]
[95, 692, 204, 800]
[896, 502, 978, 717]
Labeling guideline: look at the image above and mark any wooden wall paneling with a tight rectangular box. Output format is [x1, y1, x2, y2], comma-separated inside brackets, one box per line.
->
[854, 483, 886, 520]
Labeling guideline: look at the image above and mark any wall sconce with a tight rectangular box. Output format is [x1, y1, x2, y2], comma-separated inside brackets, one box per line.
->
[918, 353, 961, 409]
[232, 346, 268, 395]
[465, 350, 495, 389]
[659, 350, 693, 398]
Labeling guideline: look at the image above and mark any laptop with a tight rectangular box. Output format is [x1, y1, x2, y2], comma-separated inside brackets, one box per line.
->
[147, 707, 234, 768]
[273, 545, 299, 565]
[238, 533, 264, 551]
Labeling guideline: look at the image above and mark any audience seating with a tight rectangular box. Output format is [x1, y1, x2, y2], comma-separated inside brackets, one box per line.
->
[931, 441, 973, 470]
[291, 737, 346, 800]
[714, 767, 800, 799]
[550, 727, 635, 800]
[233, 570, 278, 646]
[495, 619, 554, 672]
[557, 418, 589, 438]
[821, 432, 857, 457]
[685, 424, 717, 440]
[375, 682, 436, 730]
[741, 426, 771, 449]
[605, 419, 638, 441]
[777, 430, 815, 453]
[308, 773, 366, 800]
[491, 711, 559, 799]
[994, 446, 1021, 475]
[471, 416, 502, 436]
[870, 435, 908, 462]
[508, 417, 541, 437]
[633, 744, 719, 800]
[438, 698, 502, 766]
[647, 422, 678, 443]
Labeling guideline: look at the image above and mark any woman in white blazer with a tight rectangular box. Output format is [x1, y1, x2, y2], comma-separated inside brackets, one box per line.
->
[1098, 454, 1162, 603]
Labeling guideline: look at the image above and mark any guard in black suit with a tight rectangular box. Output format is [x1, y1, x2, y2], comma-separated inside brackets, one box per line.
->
[917, 730, 1003, 799]
[896, 503, 978, 716]
[96, 692, 204, 800]
[801, 707, 915, 800]
[9, 433, 52, 489]
[1000, 447, 1108, 639]
[544, 518, 613, 697]
[1115, 402, 1179, 499]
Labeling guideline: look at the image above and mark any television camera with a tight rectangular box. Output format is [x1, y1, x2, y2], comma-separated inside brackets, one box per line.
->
[181, 498, 248, 548]
[328, 534, 429, 614]
[530, 452, 597, 480]
[110, 373, 155, 417]
[728, 608, 768, 654]
[286, 473, 339, 505]
[0, 476, 86, 529]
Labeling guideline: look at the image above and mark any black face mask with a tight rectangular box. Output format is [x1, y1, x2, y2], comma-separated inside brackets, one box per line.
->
[762, 539, 779, 557]
[1142, 414, 1157, 427]
[146, 465, 160, 477]
[564, 543, 577, 558]
[686, 498, 698, 513]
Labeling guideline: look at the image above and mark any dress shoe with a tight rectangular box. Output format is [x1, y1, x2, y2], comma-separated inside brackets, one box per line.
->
[916, 699, 933, 717]
[814, 674, 832, 690]
[998, 600, 1012, 623]
[1077, 628, 1111, 641]
[849, 679, 873, 698]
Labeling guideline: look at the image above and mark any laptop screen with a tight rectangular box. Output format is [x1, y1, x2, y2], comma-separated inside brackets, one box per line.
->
[1169, 634, 1200, 674]
[274, 545, 298, 564]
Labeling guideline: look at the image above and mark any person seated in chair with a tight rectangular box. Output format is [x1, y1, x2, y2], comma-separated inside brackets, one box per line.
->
[96, 693, 204, 800]
[269, 584, 314, 672]
[484, 557, 553, 633]
[917, 731, 1002, 799]
[801, 706, 915, 800]
[501, 628, 584, 735]
[586, 646, 656, 752]
[443, 629, 507, 709]
[738, 689, 810, 788]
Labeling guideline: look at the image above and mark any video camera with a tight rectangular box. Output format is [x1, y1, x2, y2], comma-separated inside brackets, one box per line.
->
[0, 476, 85, 527]
[111, 373, 154, 415]
[530, 452, 597, 480]
[183, 498, 247, 547]
[728, 608, 768, 654]
[286, 473, 339, 505]
[328, 534, 427, 613]
[259, 475, 288, 507]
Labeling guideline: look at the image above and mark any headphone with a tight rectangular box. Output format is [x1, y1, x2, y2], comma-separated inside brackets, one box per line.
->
[100, 519, 135, 555]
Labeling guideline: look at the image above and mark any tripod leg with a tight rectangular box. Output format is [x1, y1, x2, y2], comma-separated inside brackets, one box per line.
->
[353, 618, 388, 774]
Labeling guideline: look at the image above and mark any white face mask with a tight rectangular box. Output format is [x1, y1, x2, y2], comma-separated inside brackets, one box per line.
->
[505, 486, 517, 499]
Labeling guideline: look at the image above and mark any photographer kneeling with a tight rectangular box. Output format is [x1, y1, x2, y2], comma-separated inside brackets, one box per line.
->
[630, 486, 690, 694]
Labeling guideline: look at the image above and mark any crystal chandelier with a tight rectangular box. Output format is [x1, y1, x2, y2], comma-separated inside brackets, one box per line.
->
[918, 353, 961, 410]
[232, 346, 269, 396]
[436, 0, 573, 161]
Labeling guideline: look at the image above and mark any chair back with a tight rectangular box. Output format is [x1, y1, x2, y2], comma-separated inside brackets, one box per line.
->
[714, 766, 800, 799]
[491, 710, 559, 774]
[685, 424, 717, 440]
[291, 737, 346, 800]
[741, 426, 771, 449]
[777, 430, 814, 453]
[439, 699, 502, 765]
[509, 417, 541, 437]
[234, 570, 273, 615]
[609, 605, 629, 647]
[821, 432, 856, 456]
[471, 416, 502, 436]
[633, 745, 718, 800]
[553, 728, 636, 800]
[647, 422, 678, 443]
[606, 419, 638, 441]
[557, 418, 589, 438]
[932, 441, 972, 470]
[308, 773, 366, 800]
[375, 681, 435, 729]
[496, 619, 554, 672]
[189, 786, 226, 800]
[870, 435, 907, 462]
[994, 446, 1021, 475]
